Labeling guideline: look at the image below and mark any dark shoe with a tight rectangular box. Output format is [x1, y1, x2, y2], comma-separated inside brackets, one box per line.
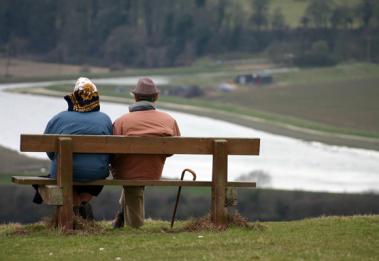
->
[112, 211, 124, 228]
[32, 184, 43, 204]
[73, 206, 80, 216]
[73, 203, 94, 221]
[79, 202, 94, 221]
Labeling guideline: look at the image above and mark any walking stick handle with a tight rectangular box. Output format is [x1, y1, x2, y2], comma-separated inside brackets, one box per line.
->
[170, 168, 197, 229]
[181, 168, 197, 181]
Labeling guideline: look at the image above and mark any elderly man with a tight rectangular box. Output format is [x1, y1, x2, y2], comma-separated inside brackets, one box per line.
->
[111, 77, 180, 228]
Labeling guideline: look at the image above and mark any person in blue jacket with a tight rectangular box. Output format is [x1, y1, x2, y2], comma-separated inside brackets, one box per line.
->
[34, 77, 112, 219]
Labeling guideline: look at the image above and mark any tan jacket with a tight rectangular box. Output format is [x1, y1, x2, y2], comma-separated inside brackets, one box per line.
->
[111, 110, 180, 180]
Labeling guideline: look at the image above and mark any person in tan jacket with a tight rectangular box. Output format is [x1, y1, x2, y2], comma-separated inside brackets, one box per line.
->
[111, 77, 180, 228]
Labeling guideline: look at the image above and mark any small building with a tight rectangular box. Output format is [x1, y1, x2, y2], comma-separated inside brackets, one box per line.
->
[234, 72, 273, 86]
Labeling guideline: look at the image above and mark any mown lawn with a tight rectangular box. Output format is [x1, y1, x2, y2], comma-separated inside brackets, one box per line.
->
[1, 215, 379, 260]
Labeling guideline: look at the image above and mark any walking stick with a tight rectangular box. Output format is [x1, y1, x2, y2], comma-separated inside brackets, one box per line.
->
[170, 168, 197, 229]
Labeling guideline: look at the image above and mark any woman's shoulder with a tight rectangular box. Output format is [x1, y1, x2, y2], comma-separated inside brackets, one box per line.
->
[49, 110, 74, 122]
[83, 111, 110, 120]
[95, 110, 112, 119]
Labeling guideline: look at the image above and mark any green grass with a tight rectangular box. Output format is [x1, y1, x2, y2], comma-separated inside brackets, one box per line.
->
[1, 216, 379, 260]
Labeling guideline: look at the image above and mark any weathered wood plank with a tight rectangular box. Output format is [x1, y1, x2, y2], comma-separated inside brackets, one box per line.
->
[12, 176, 56, 185]
[211, 140, 228, 226]
[56, 137, 74, 231]
[11, 176, 256, 188]
[38, 185, 63, 205]
[20, 134, 260, 155]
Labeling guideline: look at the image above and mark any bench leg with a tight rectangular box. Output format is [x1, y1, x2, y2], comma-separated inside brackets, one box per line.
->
[211, 140, 228, 226]
[56, 137, 74, 231]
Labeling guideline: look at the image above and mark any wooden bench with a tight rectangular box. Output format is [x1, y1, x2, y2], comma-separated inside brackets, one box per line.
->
[12, 134, 260, 231]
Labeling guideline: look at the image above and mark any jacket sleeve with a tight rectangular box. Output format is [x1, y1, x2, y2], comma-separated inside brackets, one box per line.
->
[165, 119, 180, 158]
[112, 118, 122, 135]
[173, 120, 181, 137]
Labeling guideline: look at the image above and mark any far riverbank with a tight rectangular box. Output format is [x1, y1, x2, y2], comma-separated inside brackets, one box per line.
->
[13, 87, 379, 151]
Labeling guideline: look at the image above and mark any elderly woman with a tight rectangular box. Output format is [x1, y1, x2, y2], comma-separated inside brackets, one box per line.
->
[34, 77, 112, 219]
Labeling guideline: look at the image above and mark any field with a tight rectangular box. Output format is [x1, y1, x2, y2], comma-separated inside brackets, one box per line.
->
[1, 215, 378, 260]
[0, 58, 109, 80]
[267, 0, 309, 27]
[241, 0, 361, 28]
[212, 63, 379, 134]
[31, 62, 379, 151]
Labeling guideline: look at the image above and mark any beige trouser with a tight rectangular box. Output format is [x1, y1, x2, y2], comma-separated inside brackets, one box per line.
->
[119, 186, 145, 228]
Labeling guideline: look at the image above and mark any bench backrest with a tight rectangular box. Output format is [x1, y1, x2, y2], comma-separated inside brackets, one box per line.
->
[20, 134, 260, 155]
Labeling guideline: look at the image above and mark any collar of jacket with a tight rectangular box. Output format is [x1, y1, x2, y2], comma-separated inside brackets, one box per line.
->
[128, 101, 156, 112]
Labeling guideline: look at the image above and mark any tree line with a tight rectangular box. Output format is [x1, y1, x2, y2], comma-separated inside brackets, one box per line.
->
[1, 0, 379, 68]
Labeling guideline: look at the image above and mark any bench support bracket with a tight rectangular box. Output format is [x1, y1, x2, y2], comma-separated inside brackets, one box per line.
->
[38, 185, 63, 205]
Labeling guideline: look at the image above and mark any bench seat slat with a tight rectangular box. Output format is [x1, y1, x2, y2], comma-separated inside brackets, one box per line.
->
[11, 176, 256, 188]
[20, 135, 260, 155]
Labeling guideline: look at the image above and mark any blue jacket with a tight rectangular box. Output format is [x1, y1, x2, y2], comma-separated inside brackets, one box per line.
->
[44, 111, 112, 181]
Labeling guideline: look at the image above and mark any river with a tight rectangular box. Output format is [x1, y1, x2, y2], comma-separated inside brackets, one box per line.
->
[1, 78, 379, 193]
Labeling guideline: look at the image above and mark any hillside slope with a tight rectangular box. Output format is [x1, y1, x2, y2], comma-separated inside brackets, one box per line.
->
[1, 215, 378, 260]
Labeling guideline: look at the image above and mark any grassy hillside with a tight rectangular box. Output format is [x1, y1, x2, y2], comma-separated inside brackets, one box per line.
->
[0, 146, 49, 185]
[1, 215, 378, 260]
[0, 146, 49, 174]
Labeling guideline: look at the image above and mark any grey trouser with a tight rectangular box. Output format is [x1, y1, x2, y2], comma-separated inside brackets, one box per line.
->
[119, 186, 145, 228]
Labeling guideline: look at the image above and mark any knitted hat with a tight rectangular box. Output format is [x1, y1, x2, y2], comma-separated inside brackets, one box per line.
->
[64, 77, 100, 112]
[132, 77, 160, 95]
[74, 77, 98, 93]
